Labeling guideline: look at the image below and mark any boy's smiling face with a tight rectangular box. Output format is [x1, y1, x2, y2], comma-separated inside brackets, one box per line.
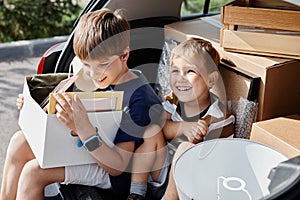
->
[170, 56, 210, 103]
[82, 52, 129, 89]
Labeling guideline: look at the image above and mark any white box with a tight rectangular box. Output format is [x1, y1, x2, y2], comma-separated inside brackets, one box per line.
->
[18, 77, 122, 168]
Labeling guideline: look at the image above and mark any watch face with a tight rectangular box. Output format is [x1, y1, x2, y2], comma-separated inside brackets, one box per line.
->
[84, 135, 102, 152]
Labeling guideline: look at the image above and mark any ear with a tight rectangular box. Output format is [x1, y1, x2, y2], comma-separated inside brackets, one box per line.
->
[121, 47, 130, 62]
[208, 71, 219, 88]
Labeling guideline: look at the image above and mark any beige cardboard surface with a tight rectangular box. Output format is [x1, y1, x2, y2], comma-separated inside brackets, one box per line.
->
[19, 77, 122, 168]
[250, 114, 300, 158]
[219, 64, 259, 101]
[48, 91, 124, 114]
[165, 15, 300, 120]
[220, 0, 300, 59]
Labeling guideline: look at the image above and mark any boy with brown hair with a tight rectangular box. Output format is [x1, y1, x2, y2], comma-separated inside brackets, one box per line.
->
[0, 9, 165, 200]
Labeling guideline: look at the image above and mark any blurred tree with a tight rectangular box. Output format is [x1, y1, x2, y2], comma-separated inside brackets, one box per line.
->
[0, 0, 81, 42]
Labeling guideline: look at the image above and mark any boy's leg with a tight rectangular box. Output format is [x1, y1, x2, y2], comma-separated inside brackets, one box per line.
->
[17, 161, 110, 200]
[164, 142, 194, 200]
[16, 159, 65, 200]
[0, 131, 35, 200]
[129, 126, 167, 199]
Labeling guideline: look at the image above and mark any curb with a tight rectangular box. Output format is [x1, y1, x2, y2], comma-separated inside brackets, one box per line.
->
[0, 36, 69, 61]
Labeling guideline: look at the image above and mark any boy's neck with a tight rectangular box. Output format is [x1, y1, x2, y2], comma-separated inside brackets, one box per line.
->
[183, 97, 211, 118]
[113, 64, 138, 85]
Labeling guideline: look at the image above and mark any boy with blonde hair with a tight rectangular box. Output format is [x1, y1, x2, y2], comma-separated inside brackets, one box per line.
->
[163, 38, 234, 200]
[128, 38, 234, 200]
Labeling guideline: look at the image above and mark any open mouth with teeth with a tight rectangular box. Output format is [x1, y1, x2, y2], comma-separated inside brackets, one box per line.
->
[176, 86, 192, 91]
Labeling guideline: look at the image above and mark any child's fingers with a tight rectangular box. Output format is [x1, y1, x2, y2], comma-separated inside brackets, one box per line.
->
[54, 93, 72, 113]
[186, 128, 201, 143]
[192, 129, 204, 143]
[55, 107, 67, 122]
[197, 120, 208, 134]
[191, 126, 201, 138]
[61, 92, 72, 104]
[189, 123, 208, 143]
[186, 132, 194, 143]
[18, 93, 24, 99]
[16, 94, 24, 109]
[61, 92, 74, 111]
[73, 94, 86, 111]
[55, 102, 74, 127]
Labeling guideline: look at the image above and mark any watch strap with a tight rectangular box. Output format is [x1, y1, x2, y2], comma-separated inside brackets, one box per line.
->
[81, 127, 102, 151]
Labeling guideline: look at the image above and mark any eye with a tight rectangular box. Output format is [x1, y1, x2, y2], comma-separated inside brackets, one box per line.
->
[187, 69, 196, 74]
[171, 68, 179, 73]
[99, 62, 110, 67]
[82, 63, 90, 68]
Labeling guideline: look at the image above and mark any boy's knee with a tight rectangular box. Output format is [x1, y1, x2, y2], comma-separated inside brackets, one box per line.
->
[7, 131, 25, 155]
[177, 141, 194, 152]
[21, 159, 42, 182]
[173, 142, 194, 162]
[18, 160, 43, 196]
[9, 130, 24, 144]
[144, 125, 163, 139]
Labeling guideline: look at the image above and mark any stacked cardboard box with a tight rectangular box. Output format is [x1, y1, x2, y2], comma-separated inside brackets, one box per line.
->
[220, 0, 300, 59]
[250, 114, 300, 158]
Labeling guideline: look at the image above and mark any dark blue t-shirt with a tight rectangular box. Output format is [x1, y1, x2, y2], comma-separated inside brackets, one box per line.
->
[106, 70, 164, 199]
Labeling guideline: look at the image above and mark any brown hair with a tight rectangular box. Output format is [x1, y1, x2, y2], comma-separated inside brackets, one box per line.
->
[73, 9, 130, 60]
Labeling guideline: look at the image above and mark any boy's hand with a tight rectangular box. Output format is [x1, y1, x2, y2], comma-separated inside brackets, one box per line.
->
[184, 119, 208, 144]
[16, 94, 24, 110]
[54, 93, 94, 139]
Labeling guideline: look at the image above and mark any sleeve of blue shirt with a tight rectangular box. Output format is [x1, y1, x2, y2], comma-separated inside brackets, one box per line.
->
[114, 84, 164, 145]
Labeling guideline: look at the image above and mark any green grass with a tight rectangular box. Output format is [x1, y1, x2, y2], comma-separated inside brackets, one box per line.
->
[181, 0, 232, 15]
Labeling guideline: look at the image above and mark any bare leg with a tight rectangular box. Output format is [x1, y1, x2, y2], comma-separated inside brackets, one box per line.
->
[0, 131, 35, 200]
[131, 126, 167, 183]
[129, 125, 167, 199]
[164, 142, 194, 200]
[16, 159, 65, 200]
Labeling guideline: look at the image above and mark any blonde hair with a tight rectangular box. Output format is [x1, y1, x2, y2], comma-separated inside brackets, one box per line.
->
[73, 9, 130, 60]
[171, 38, 220, 73]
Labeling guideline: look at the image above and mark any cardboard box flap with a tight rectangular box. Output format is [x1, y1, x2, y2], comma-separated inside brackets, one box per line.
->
[19, 77, 48, 163]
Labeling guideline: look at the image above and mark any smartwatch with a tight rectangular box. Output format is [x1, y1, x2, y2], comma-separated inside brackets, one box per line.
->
[83, 127, 102, 152]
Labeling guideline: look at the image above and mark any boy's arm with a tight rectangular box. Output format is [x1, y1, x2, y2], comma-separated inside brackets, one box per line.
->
[163, 119, 199, 140]
[71, 108, 136, 176]
[163, 115, 210, 143]
[88, 134, 135, 176]
[54, 92, 135, 176]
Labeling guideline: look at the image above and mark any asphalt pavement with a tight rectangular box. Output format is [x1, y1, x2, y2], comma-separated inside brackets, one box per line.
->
[0, 36, 68, 188]
[0, 56, 40, 187]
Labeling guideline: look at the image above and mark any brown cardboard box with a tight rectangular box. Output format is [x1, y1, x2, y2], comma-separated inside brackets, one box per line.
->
[220, 0, 300, 59]
[164, 15, 300, 121]
[250, 114, 300, 158]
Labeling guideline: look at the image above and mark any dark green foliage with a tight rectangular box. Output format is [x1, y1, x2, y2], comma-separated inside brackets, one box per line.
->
[0, 0, 81, 42]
